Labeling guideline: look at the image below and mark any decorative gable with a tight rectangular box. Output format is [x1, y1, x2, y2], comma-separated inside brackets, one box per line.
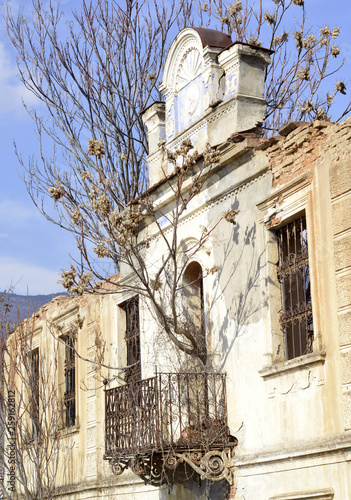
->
[142, 27, 272, 186]
[160, 28, 231, 139]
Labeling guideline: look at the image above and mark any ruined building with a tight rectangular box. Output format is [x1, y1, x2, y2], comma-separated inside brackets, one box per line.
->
[3, 27, 351, 499]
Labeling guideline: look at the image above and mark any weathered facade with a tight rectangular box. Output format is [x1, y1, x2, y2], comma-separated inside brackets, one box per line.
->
[4, 27, 351, 499]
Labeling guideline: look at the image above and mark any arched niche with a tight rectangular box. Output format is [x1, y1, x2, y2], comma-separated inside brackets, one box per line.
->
[183, 261, 207, 364]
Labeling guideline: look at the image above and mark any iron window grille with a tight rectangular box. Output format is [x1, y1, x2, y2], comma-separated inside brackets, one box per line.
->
[276, 215, 314, 359]
[63, 335, 76, 428]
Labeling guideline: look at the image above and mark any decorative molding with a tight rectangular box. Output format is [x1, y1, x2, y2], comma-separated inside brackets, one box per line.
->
[32, 326, 43, 346]
[257, 174, 311, 226]
[87, 319, 97, 331]
[339, 344, 351, 353]
[335, 264, 351, 277]
[112, 288, 138, 307]
[153, 170, 270, 240]
[58, 422, 80, 439]
[146, 96, 243, 166]
[176, 48, 203, 91]
[337, 304, 351, 314]
[161, 29, 204, 95]
[342, 382, 351, 393]
[185, 82, 201, 115]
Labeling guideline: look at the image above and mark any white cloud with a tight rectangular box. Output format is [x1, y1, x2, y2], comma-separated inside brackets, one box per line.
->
[0, 198, 41, 224]
[0, 256, 64, 295]
[0, 39, 38, 116]
[0, 197, 43, 227]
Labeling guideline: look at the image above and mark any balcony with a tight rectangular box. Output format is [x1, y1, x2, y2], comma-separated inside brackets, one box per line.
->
[104, 372, 236, 486]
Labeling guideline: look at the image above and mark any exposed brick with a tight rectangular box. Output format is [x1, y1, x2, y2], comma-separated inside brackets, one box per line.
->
[334, 123, 351, 134]
[313, 120, 331, 129]
[278, 121, 308, 137]
[281, 140, 294, 150]
[302, 145, 316, 155]
[336, 128, 351, 138]
[328, 137, 351, 150]
[268, 143, 283, 153]
[289, 128, 313, 143]
[278, 157, 294, 169]
[268, 119, 351, 191]
[294, 135, 309, 149]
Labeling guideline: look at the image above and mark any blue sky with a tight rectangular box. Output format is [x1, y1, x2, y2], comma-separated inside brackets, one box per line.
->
[0, 0, 80, 295]
[0, 0, 351, 295]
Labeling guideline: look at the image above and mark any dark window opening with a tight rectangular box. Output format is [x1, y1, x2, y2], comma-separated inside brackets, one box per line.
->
[277, 215, 314, 360]
[30, 348, 39, 437]
[121, 297, 141, 384]
[63, 336, 76, 428]
[183, 262, 206, 364]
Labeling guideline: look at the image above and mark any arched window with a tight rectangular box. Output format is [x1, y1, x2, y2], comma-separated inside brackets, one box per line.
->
[183, 261, 206, 363]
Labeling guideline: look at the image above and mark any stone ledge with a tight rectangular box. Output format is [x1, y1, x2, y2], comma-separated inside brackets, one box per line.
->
[270, 489, 334, 500]
[233, 434, 351, 470]
[269, 488, 334, 500]
[58, 422, 80, 438]
[259, 351, 326, 380]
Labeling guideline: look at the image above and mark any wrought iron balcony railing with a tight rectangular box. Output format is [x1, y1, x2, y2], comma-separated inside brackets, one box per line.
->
[104, 372, 236, 486]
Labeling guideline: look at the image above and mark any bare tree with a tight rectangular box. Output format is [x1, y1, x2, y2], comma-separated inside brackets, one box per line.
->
[0, 307, 64, 500]
[4, 0, 350, 361]
[57, 140, 226, 365]
[5, 0, 349, 255]
[198, 0, 350, 131]
[5, 0, 193, 270]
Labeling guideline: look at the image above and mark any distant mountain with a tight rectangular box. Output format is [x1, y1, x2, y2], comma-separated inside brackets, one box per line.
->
[4, 292, 67, 326]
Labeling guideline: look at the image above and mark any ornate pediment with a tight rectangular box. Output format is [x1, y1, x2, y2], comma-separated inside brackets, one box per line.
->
[142, 28, 272, 186]
[160, 28, 231, 140]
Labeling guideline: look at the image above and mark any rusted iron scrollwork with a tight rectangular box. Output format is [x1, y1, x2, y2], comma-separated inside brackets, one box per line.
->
[109, 449, 234, 485]
[131, 455, 164, 486]
[109, 455, 164, 486]
[105, 372, 237, 486]
[198, 449, 233, 483]
[165, 448, 234, 484]
[110, 457, 129, 476]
